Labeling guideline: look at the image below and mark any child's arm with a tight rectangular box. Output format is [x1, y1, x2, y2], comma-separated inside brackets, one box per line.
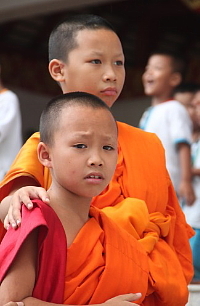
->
[0, 229, 38, 305]
[3, 293, 142, 306]
[178, 143, 195, 206]
[192, 167, 200, 176]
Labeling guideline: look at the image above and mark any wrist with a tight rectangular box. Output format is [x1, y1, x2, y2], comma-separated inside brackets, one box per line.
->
[180, 178, 191, 184]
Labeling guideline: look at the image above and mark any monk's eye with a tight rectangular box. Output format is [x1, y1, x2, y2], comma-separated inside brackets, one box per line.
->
[90, 59, 101, 64]
[73, 144, 87, 149]
[114, 60, 124, 66]
[103, 145, 114, 151]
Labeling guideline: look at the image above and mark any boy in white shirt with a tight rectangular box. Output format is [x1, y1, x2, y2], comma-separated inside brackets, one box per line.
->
[139, 51, 195, 206]
[0, 62, 22, 180]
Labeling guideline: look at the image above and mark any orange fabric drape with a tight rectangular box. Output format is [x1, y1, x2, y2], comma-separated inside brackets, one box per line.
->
[92, 122, 194, 305]
[64, 206, 148, 305]
[0, 122, 194, 305]
[100, 197, 189, 305]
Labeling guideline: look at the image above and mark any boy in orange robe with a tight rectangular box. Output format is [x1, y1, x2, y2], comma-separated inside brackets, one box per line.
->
[0, 14, 194, 306]
[0, 92, 148, 306]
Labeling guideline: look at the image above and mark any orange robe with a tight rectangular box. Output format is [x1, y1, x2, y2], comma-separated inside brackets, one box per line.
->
[64, 205, 148, 305]
[0, 122, 194, 305]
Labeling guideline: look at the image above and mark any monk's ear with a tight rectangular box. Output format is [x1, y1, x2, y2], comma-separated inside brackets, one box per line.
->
[37, 142, 52, 168]
[48, 59, 66, 82]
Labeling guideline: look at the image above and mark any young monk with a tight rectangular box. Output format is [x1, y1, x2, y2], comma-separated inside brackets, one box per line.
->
[0, 91, 148, 306]
[0, 14, 194, 306]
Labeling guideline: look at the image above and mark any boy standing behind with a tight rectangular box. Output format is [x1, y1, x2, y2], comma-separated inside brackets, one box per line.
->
[139, 51, 195, 206]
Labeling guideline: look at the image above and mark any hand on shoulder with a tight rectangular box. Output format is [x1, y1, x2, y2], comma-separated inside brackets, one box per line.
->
[3, 186, 49, 230]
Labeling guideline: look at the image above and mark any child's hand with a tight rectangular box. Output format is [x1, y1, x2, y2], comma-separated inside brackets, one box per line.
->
[104, 293, 142, 305]
[2, 295, 141, 306]
[4, 186, 49, 229]
[179, 180, 195, 206]
[3, 302, 24, 306]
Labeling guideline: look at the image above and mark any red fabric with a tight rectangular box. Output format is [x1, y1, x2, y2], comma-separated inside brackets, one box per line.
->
[0, 199, 67, 303]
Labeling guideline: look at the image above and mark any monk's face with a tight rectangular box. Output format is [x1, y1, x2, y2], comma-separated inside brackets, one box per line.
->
[48, 105, 118, 199]
[49, 28, 125, 108]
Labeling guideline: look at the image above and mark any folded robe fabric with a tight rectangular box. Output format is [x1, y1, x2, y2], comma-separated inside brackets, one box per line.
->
[101, 198, 189, 305]
[0, 122, 194, 305]
[0, 199, 149, 305]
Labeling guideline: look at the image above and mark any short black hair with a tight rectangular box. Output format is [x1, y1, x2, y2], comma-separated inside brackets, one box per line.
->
[48, 14, 116, 62]
[173, 82, 200, 95]
[40, 91, 114, 146]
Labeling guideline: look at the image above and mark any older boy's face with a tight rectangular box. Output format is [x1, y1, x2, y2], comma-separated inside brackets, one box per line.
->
[48, 106, 118, 199]
[142, 54, 176, 97]
[60, 29, 125, 107]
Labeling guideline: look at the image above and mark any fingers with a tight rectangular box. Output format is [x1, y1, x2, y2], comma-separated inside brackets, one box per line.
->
[185, 191, 195, 206]
[6, 195, 24, 229]
[4, 186, 49, 229]
[188, 193, 196, 206]
[120, 293, 142, 301]
[34, 187, 50, 205]
[4, 214, 10, 230]
[3, 302, 24, 306]
[105, 293, 142, 305]
[12, 186, 49, 210]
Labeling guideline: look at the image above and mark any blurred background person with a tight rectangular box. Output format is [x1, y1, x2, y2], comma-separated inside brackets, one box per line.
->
[182, 89, 200, 283]
[173, 82, 200, 119]
[0, 59, 22, 181]
[139, 51, 195, 206]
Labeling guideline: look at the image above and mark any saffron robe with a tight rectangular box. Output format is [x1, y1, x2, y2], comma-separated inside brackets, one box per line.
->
[0, 199, 149, 305]
[0, 122, 194, 305]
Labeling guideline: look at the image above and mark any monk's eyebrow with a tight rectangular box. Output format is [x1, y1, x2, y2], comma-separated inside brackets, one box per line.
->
[72, 132, 115, 141]
[72, 132, 91, 138]
[89, 50, 124, 58]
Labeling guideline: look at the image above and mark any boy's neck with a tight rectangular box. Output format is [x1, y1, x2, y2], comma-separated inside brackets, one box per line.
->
[47, 185, 91, 223]
[0, 81, 5, 92]
[47, 185, 92, 247]
[193, 128, 200, 141]
[151, 94, 173, 106]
